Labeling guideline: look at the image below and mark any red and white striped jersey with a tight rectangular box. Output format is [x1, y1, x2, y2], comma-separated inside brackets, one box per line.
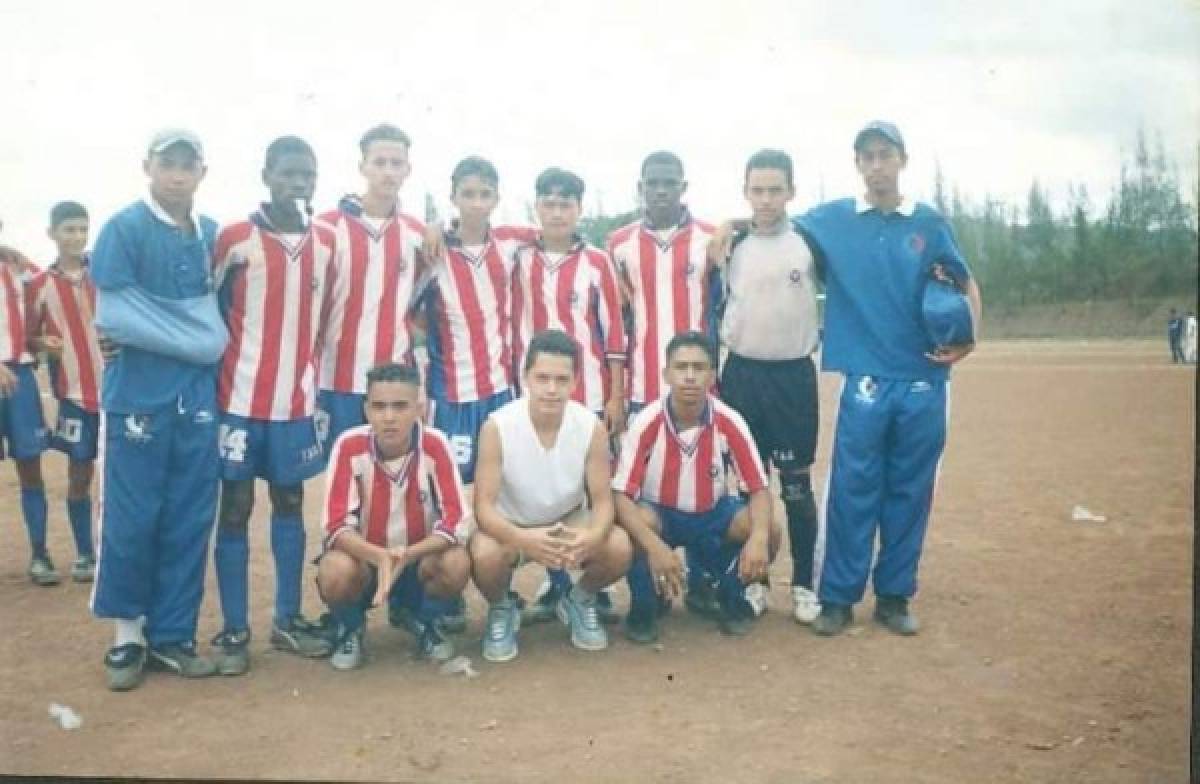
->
[511, 238, 626, 412]
[26, 261, 102, 411]
[322, 422, 468, 550]
[607, 211, 717, 405]
[213, 210, 337, 421]
[612, 394, 767, 514]
[420, 225, 536, 403]
[0, 246, 37, 364]
[318, 196, 426, 395]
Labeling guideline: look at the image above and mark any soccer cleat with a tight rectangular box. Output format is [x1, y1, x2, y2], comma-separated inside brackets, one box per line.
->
[556, 589, 609, 652]
[873, 596, 920, 636]
[441, 596, 468, 634]
[330, 626, 364, 671]
[104, 643, 147, 691]
[416, 621, 455, 662]
[812, 603, 853, 637]
[271, 615, 334, 658]
[744, 582, 769, 617]
[211, 629, 251, 676]
[523, 577, 564, 624]
[28, 555, 60, 586]
[791, 585, 821, 625]
[623, 604, 660, 645]
[684, 579, 721, 619]
[70, 554, 96, 583]
[482, 598, 520, 663]
[147, 641, 217, 678]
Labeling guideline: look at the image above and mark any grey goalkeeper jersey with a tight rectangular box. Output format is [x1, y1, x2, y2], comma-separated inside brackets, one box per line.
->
[720, 218, 820, 361]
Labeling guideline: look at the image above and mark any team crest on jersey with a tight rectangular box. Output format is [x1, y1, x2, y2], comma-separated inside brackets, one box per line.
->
[569, 291, 579, 304]
[708, 465, 720, 479]
[418, 490, 428, 504]
[123, 415, 153, 444]
[908, 233, 926, 255]
[788, 269, 804, 285]
[311, 276, 322, 293]
[854, 376, 878, 405]
[685, 262, 696, 277]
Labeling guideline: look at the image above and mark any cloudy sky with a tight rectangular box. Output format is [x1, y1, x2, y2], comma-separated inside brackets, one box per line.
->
[1, 0, 1196, 259]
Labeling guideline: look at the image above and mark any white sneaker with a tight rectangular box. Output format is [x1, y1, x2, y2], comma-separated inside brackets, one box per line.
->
[792, 586, 821, 624]
[744, 583, 769, 617]
[330, 627, 364, 671]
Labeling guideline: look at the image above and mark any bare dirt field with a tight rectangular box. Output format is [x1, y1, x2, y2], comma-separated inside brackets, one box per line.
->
[0, 339, 1193, 783]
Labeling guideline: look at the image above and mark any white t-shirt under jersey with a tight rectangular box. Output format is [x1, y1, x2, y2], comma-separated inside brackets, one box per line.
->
[491, 396, 596, 527]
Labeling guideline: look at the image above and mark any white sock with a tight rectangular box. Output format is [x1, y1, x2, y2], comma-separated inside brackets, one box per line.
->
[114, 617, 145, 647]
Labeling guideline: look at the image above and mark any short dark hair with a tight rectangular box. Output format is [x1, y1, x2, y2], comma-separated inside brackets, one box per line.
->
[365, 362, 421, 391]
[523, 329, 580, 373]
[451, 156, 499, 193]
[744, 148, 793, 188]
[359, 124, 412, 158]
[535, 167, 585, 203]
[265, 135, 315, 170]
[49, 201, 88, 228]
[665, 330, 716, 367]
[640, 150, 684, 178]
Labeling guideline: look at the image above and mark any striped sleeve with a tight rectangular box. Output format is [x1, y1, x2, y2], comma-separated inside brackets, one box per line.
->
[322, 432, 363, 549]
[591, 249, 627, 362]
[424, 429, 470, 545]
[715, 405, 768, 494]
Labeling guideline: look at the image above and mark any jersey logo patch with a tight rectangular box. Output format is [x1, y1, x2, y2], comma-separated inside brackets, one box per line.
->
[123, 415, 153, 444]
[854, 376, 878, 405]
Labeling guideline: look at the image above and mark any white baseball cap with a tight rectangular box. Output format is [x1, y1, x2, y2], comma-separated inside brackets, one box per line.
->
[147, 128, 204, 160]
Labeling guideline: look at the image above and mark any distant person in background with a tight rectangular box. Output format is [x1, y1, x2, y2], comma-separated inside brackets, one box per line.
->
[1184, 310, 1198, 364]
[1166, 308, 1183, 363]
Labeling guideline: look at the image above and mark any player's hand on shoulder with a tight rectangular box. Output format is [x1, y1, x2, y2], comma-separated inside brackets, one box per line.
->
[422, 222, 447, 260]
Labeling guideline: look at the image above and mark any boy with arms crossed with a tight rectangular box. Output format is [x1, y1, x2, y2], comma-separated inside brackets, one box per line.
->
[209, 136, 337, 674]
[27, 201, 101, 582]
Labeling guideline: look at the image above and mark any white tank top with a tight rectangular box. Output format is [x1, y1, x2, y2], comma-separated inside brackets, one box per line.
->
[492, 397, 596, 527]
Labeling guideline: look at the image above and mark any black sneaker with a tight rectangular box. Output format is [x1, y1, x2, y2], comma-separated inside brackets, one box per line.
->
[684, 579, 721, 619]
[147, 641, 217, 678]
[272, 615, 334, 658]
[105, 643, 147, 691]
[717, 596, 755, 637]
[596, 589, 620, 625]
[416, 620, 455, 662]
[874, 596, 920, 636]
[812, 603, 854, 637]
[623, 604, 660, 644]
[442, 596, 468, 634]
[211, 629, 250, 676]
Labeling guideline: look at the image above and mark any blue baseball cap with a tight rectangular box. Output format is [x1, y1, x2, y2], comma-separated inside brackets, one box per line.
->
[853, 121, 905, 155]
[922, 275, 974, 348]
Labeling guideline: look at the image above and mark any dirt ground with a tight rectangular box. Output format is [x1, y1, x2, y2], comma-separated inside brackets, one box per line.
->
[0, 339, 1193, 784]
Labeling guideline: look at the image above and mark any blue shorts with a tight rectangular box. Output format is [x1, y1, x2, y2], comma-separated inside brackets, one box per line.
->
[643, 495, 745, 550]
[50, 399, 100, 462]
[429, 388, 514, 483]
[219, 413, 323, 486]
[316, 390, 365, 456]
[0, 363, 48, 461]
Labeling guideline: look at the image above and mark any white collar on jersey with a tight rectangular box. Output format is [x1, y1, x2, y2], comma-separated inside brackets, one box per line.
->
[855, 195, 915, 217]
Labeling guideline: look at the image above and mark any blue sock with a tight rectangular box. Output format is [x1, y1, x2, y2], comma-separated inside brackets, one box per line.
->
[684, 546, 707, 592]
[332, 601, 366, 639]
[66, 497, 93, 557]
[625, 554, 656, 614]
[20, 487, 48, 558]
[214, 530, 249, 631]
[270, 514, 305, 626]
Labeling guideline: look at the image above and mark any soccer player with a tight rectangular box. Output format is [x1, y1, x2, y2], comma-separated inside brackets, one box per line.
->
[510, 168, 627, 622]
[0, 235, 52, 584]
[26, 201, 101, 583]
[90, 128, 229, 689]
[1167, 308, 1184, 363]
[797, 121, 981, 636]
[607, 150, 724, 618]
[470, 329, 632, 662]
[417, 156, 533, 483]
[317, 124, 426, 449]
[718, 149, 824, 625]
[209, 136, 337, 675]
[318, 362, 471, 670]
